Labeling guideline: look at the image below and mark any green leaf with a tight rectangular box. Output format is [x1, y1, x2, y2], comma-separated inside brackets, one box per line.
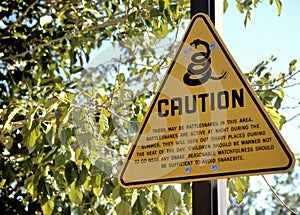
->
[234, 177, 249, 204]
[132, 0, 141, 7]
[22, 120, 40, 148]
[244, 9, 252, 27]
[151, 190, 160, 204]
[132, 191, 148, 213]
[55, 150, 70, 167]
[161, 185, 181, 214]
[151, 207, 162, 215]
[27, 107, 38, 130]
[253, 0, 259, 7]
[275, 0, 282, 16]
[2, 136, 13, 149]
[265, 107, 285, 129]
[131, 189, 138, 206]
[99, 111, 109, 134]
[277, 73, 285, 86]
[60, 128, 72, 146]
[289, 59, 297, 66]
[161, 22, 169, 37]
[3, 106, 22, 131]
[112, 185, 120, 200]
[181, 182, 192, 193]
[40, 77, 62, 86]
[83, 176, 92, 192]
[93, 187, 101, 196]
[274, 97, 283, 109]
[223, 0, 229, 12]
[116, 200, 132, 215]
[70, 66, 84, 74]
[45, 97, 59, 112]
[101, 179, 114, 197]
[45, 125, 56, 145]
[0, 179, 6, 189]
[117, 73, 126, 85]
[170, 4, 178, 17]
[42, 199, 55, 215]
[236, 2, 244, 13]
[137, 113, 144, 122]
[150, 8, 160, 17]
[289, 59, 297, 74]
[77, 131, 93, 146]
[76, 165, 88, 187]
[69, 181, 83, 205]
[278, 86, 284, 99]
[24, 175, 35, 197]
[128, 11, 137, 22]
[65, 161, 78, 185]
[183, 192, 191, 212]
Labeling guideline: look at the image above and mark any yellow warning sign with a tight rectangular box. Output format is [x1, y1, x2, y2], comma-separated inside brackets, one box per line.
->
[118, 13, 295, 188]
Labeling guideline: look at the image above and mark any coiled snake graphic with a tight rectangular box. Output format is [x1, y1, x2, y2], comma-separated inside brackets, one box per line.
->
[183, 39, 228, 86]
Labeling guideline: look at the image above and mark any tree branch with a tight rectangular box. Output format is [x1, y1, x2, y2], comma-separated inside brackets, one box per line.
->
[253, 70, 300, 92]
[6, 0, 40, 33]
[286, 112, 300, 123]
[262, 175, 299, 215]
[1, 14, 128, 61]
[0, 113, 55, 141]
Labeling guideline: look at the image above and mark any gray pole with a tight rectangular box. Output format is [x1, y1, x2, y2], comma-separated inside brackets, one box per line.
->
[191, 0, 215, 22]
[190, 1, 219, 215]
[192, 180, 218, 215]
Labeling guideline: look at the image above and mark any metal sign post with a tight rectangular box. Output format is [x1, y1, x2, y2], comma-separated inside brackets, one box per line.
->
[191, 1, 221, 215]
[191, 0, 215, 23]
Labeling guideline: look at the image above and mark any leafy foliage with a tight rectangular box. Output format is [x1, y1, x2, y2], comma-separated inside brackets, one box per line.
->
[224, 0, 283, 26]
[0, 0, 191, 214]
[228, 56, 300, 214]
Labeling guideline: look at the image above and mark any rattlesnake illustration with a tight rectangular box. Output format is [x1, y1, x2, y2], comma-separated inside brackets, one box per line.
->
[183, 39, 228, 86]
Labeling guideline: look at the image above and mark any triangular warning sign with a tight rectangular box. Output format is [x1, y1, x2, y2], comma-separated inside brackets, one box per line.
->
[119, 13, 295, 188]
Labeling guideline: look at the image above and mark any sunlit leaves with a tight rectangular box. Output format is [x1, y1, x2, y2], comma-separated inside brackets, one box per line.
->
[22, 120, 41, 149]
[265, 107, 286, 129]
[229, 55, 298, 208]
[132, 191, 148, 213]
[76, 165, 88, 187]
[2, 106, 24, 131]
[69, 181, 83, 205]
[229, 177, 249, 204]
[55, 149, 70, 168]
[41, 200, 55, 215]
[98, 110, 109, 134]
[0, 179, 6, 189]
[161, 185, 181, 214]
[269, 0, 282, 16]
[234, 0, 282, 26]
[181, 182, 192, 212]
[116, 200, 132, 215]
[65, 161, 78, 185]
[224, 0, 229, 12]
[2, 136, 13, 149]
[2, 0, 185, 214]
[245, 56, 297, 123]
[24, 175, 35, 197]
[151, 190, 164, 214]
[289, 59, 297, 74]
[150, 8, 161, 17]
